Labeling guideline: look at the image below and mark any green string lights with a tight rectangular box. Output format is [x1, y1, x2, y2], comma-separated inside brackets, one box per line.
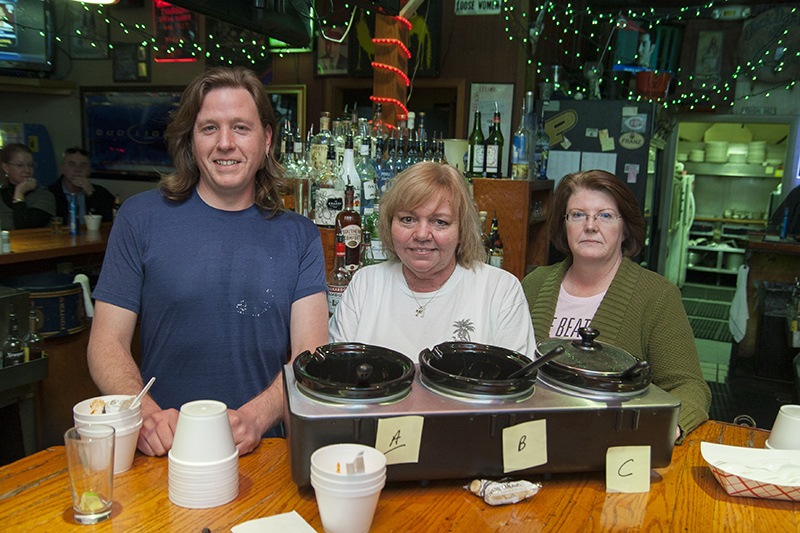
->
[501, 0, 799, 109]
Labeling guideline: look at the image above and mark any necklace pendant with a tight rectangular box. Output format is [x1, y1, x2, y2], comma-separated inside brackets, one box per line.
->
[415, 306, 426, 318]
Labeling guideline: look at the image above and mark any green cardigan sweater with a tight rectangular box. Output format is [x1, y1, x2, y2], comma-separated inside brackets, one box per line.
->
[522, 256, 711, 437]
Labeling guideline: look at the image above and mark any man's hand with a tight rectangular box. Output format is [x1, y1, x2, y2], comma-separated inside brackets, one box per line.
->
[228, 403, 264, 456]
[75, 177, 95, 196]
[136, 407, 179, 456]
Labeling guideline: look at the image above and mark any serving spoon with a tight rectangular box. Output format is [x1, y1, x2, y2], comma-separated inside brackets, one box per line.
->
[507, 346, 565, 380]
[120, 377, 156, 411]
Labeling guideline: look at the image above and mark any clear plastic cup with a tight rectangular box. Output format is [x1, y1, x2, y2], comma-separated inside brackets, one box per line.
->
[65, 425, 115, 525]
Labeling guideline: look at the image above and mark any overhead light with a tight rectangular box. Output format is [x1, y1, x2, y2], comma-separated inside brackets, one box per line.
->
[73, 0, 120, 4]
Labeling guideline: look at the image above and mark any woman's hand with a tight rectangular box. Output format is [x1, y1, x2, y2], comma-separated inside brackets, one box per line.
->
[14, 177, 38, 199]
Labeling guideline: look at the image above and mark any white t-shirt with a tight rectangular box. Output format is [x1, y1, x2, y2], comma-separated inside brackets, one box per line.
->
[329, 261, 537, 361]
[549, 284, 606, 338]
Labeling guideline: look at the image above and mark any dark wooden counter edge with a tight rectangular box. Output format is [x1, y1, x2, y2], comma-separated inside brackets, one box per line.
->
[0, 229, 110, 265]
[745, 232, 800, 254]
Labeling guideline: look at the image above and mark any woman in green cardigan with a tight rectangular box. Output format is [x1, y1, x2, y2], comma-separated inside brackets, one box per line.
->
[522, 170, 710, 440]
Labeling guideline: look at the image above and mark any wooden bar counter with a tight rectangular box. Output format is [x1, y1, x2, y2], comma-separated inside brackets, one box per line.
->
[1, 421, 796, 532]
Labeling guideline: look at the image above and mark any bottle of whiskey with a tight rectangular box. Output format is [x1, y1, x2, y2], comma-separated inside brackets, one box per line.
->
[3, 312, 25, 367]
[23, 305, 42, 362]
[479, 210, 491, 261]
[314, 143, 345, 227]
[488, 211, 504, 269]
[467, 109, 485, 179]
[311, 111, 332, 171]
[327, 222, 352, 315]
[484, 105, 504, 179]
[336, 185, 362, 273]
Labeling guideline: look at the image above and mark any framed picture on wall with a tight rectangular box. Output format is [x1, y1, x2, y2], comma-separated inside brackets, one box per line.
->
[264, 85, 307, 141]
[68, 4, 110, 60]
[112, 43, 150, 82]
[315, 24, 349, 77]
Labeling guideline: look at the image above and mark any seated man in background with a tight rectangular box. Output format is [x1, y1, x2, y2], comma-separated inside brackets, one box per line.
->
[48, 147, 116, 223]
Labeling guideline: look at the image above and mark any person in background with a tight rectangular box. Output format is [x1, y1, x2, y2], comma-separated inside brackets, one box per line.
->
[329, 161, 536, 360]
[48, 147, 116, 223]
[0, 143, 56, 230]
[768, 183, 800, 236]
[522, 170, 710, 441]
[87, 66, 329, 457]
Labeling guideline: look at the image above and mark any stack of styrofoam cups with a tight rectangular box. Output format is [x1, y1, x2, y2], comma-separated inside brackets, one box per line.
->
[310, 443, 387, 533]
[73, 394, 143, 474]
[765, 404, 800, 450]
[168, 400, 239, 509]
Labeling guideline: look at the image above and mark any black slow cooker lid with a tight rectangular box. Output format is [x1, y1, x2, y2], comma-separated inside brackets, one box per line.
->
[418, 342, 535, 396]
[536, 328, 652, 394]
[293, 343, 415, 400]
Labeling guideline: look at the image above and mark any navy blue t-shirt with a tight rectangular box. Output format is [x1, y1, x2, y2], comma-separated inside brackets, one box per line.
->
[93, 189, 326, 437]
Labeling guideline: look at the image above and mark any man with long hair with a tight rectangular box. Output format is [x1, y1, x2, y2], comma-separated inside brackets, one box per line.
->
[88, 67, 328, 457]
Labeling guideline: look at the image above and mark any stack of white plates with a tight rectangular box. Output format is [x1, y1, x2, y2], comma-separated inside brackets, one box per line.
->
[728, 143, 749, 164]
[765, 144, 786, 166]
[747, 141, 767, 164]
[704, 141, 729, 163]
[677, 152, 689, 162]
[689, 149, 705, 162]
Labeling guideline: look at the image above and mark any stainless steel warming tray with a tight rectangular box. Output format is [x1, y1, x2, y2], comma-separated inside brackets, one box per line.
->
[284, 361, 681, 486]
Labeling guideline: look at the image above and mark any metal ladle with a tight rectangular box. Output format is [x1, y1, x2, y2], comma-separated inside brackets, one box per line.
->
[507, 346, 565, 380]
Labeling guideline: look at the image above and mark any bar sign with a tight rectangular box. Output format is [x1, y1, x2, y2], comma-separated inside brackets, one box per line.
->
[455, 0, 501, 15]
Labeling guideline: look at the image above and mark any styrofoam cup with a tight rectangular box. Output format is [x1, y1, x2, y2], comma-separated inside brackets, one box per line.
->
[312, 477, 385, 533]
[310, 444, 387, 481]
[170, 400, 235, 463]
[73, 395, 142, 474]
[85, 214, 102, 231]
[766, 404, 800, 450]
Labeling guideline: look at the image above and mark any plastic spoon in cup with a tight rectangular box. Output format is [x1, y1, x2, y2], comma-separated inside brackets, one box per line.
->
[345, 451, 366, 474]
[120, 377, 156, 411]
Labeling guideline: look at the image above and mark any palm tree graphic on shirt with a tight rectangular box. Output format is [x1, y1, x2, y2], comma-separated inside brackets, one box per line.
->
[452, 319, 475, 342]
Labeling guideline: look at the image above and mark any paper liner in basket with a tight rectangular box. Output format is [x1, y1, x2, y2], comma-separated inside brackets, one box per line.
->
[701, 442, 800, 502]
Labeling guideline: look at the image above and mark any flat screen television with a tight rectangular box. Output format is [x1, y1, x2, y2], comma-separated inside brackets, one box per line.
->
[0, 0, 54, 77]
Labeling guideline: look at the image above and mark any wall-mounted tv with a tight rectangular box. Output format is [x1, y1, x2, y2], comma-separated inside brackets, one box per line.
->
[82, 88, 182, 181]
[0, 0, 54, 77]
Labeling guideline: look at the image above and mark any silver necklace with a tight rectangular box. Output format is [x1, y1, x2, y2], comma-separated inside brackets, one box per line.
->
[410, 286, 443, 318]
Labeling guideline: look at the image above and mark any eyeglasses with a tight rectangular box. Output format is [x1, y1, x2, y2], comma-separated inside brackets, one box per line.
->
[565, 210, 622, 224]
[7, 162, 36, 170]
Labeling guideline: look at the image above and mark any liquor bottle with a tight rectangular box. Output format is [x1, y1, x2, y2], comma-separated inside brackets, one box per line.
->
[68, 194, 78, 235]
[366, 204, 386, 263]
[332, 119, 346, 170]
[467, 109, 485, 179]
[370, 103, 389, 160]
[417, 111, 428, 159]
[374, 137, 392, 197]
[311, 111, 332, 171]
[394, 135, 407, 176]
[314, 143, 345, 227]
[3, 312, 24, 367]
[335, 185, 362, 273]
[511, 99, 530, 180]
[339, 134, 363, 214]
[279, 119, 293, 165]
[361, 222, 375, 267]
[488, 211, 504, 269]
[405, 137, 420, 168]
[356, 135, 377, 216]
[484, 105, 504, 179]
[479, 211, 491, 261]
[294, 131, 313, 218]
[327, 222, 352, 315]
[532, 110, 550, 180]
[23, 304, 42, 362]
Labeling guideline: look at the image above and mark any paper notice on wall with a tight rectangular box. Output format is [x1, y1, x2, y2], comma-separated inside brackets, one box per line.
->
[549, 151, 582, 185]
[581, 152, 617, 174]
[599, 129, 615, 151]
